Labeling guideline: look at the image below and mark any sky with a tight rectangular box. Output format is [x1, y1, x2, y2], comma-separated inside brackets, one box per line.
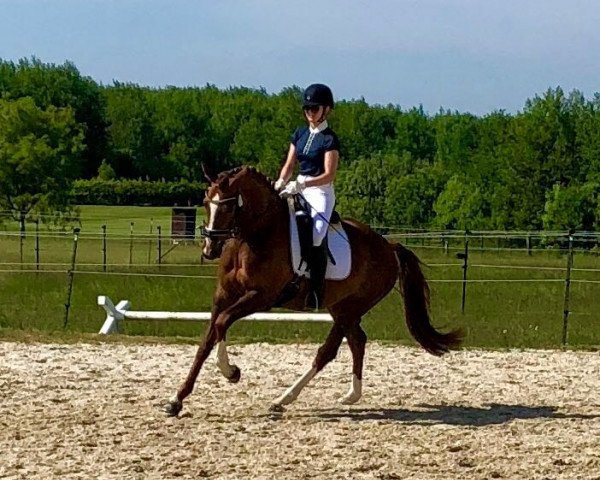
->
[1, 0, 599, 115]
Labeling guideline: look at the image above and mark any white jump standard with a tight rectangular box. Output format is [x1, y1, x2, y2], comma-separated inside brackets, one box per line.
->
[97, 295, 333, 334]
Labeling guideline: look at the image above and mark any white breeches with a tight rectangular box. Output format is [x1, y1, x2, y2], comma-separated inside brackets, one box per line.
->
[297, 175, 335, 246]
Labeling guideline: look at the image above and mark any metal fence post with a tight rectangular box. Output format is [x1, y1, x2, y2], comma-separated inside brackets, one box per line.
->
[19, 212, 25, 268]
[147, 218, 153, 264]
[456, 231, 470, 314]
[561, 231, 574, 347]
[129, 222, 134, 267]
[34, 219, 40, 271]
[63, 227, 81, 329]
[441, 233, 448, 256]
[102, 224, 107, 272]
[157, 225, 162, 265]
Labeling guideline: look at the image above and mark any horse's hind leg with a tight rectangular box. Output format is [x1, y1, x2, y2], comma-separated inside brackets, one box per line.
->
[339, 322, 366, 405]
[270, 323, 344, 411]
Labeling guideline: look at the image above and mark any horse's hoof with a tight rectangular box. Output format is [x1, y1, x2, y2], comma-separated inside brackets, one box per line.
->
[227, 365, 241, 384]
[269, 403, 286, 413]
[164, 399, 183, 417]
[339, 394, 361, 405]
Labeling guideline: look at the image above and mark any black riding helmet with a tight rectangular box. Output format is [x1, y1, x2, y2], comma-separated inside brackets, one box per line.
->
[302, 83, 334, 109]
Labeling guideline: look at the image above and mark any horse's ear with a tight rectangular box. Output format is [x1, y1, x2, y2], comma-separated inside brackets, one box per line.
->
[201, 163, 216, 183]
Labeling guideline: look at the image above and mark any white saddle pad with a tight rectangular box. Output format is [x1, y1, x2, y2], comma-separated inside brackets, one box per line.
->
[288, 201, 351, 280]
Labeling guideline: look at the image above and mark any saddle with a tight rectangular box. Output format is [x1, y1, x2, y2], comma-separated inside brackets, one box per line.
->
[274, 195, 351, 307]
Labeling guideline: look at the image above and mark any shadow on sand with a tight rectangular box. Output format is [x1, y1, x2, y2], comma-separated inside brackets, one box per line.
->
[284, 403, 599, 427]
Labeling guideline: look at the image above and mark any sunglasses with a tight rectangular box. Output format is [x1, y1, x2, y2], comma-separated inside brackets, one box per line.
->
[303, 105, 321, 113]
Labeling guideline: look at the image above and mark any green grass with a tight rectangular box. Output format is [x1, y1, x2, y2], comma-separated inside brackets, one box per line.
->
[1, 205, 206, 236]
[76, 205, 178, 235]
[1, 206, 599, 349]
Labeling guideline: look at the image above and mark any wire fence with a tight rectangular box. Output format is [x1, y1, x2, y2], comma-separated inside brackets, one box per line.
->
[1, 227, 599, 346]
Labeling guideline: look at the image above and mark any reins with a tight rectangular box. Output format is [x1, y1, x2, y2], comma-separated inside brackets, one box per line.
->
[201, 167, 351, 246]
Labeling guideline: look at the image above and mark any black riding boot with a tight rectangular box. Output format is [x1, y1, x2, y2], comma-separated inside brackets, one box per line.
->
[306, 244, 327, 310]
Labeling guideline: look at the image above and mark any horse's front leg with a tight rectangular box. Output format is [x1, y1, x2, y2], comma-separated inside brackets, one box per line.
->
[164, 321, 217, 417]
[216, 340, 241, 383]
[164, 290, 264, 416]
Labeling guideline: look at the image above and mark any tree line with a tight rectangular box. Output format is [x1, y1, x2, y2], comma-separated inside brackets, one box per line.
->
[1, 57, 599, 231]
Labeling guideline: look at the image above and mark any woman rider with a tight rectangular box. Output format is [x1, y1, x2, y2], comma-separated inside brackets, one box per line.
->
[275, 83, 340, 310]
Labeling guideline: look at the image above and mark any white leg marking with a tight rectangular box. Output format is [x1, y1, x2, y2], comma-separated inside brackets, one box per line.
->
[216, 341, 235, 378]
[339, 374, 362, 405]
[272, 367, 317, 406]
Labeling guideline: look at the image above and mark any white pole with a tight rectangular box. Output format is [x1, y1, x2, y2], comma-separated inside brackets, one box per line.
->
[97, 295, 332, 334]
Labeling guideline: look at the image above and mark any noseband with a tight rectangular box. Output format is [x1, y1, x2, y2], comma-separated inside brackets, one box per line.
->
[201, 194, 243, 240]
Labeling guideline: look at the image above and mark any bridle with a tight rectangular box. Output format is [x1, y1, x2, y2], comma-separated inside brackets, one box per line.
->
[200, 194, 243, 240]
[201, 179, 281, 242]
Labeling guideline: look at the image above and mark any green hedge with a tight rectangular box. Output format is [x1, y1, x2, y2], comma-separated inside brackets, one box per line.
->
[71, 179, 206, 206]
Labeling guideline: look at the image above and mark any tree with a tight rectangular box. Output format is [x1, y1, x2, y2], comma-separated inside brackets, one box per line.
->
[97, 159, 116, 180]
[432, 111, 478, 173]
[576, 93, 600, 183]
[516, 88, 581, 189]
[336, 153, 408, 226]
[384, 166, 443, 228]
[432, 175, 491, 230]
[393, 105, 435, 162]
[542, 183, 598, 231]
[150, 87, 212, 181]
[0, 97, 84, 225]
[0, 57, 107, 178]
[334, 100, 398, 163]
[104, 85, 160, 179]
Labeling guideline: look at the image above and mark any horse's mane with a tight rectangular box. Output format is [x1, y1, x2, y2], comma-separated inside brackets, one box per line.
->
[222, 165, 277, 195]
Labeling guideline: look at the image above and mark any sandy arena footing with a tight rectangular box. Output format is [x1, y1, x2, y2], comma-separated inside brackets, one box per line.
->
[0, 341, 599, 479]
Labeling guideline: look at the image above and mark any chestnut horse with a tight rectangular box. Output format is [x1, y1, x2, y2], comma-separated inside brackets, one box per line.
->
[164, 166, 461, 416]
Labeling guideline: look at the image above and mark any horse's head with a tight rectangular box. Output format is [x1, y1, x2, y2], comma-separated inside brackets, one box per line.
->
[201, 165, 280, 260]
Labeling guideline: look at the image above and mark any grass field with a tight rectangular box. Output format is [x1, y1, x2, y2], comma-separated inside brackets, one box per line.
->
[1, 205, 202, 236]
[1, 206, 599, 349]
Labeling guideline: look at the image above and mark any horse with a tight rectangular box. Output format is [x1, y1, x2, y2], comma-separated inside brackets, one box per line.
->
[164, 165, 461, 416]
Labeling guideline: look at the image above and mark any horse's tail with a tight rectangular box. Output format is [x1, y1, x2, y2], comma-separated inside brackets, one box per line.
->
[393, 243, 462, 355]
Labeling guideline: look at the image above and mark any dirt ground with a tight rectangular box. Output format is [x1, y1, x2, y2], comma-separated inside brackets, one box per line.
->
[0, 341, 599, 480]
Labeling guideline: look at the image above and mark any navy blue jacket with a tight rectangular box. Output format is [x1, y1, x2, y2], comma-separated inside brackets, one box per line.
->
[291, 126, 340, 177]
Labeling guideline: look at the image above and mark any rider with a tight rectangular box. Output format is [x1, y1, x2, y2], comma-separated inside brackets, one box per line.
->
[275, 83, 340, 310]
